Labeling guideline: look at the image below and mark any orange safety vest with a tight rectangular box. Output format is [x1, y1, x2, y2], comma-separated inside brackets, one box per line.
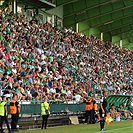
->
[86, 100, 93, 111]
[10, 99, 20, 114]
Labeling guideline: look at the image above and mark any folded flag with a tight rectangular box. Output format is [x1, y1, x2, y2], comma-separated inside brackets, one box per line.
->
[106, 114, 113, 124]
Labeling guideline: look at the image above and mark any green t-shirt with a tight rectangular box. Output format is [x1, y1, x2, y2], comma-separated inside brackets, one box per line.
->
[12, 55, 19, 60]
[6, 68, 12, 74]
[0, 34, 4, 40]
[24, 90, 28, 94]
[52, 67, 56, 72]
[122, 107, 128, 110]
[6, 27, 11, 33]
[22, 64, 27, 69]
[23, 79, 28, 85]
[25, 57, 34, 62]
[18, 56, 23, 60]
[0, 68, 5, 73]
[61, 89, 66, 94]
[15, 89, 20, 93]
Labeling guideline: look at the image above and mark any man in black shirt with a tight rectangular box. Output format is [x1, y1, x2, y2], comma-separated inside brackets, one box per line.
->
[99, 90, 108, 131]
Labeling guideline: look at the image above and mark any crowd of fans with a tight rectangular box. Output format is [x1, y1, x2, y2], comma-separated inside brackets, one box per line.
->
[0, 10, 133, 103]
[108, 97, 133, 121]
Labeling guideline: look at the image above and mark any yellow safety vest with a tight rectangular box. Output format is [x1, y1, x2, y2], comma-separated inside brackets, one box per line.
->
[0, 102, 6, 116]
[41, 102, 50, 115]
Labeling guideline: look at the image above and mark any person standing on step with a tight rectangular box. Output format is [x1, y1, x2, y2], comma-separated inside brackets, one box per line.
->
[10, 94, 20, 132]
[99, 90, 108, 131]
[0, 96, 12, 133]
[41, 98, 50, 129]
[85, 96, 93, 124]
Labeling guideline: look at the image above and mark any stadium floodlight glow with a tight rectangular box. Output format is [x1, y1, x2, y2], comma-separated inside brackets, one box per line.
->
[104, 21, 113, 25]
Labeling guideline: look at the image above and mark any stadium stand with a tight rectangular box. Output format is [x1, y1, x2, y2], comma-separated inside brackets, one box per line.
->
[0, 9, 133, 104]
[0, 0, 133, 129]
[0, 10, 133, 103]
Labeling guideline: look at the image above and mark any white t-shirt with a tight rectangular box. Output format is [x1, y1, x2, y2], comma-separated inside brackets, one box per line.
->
[50, 88, 56, 93]
[12, 68, 17, 74]
[74, 94, 81, 103]
[66, 90, 71, 96]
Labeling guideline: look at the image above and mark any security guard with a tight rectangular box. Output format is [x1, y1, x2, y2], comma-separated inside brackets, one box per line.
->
[85, 96, 93, 124]
[10, 94, 20, 132]
[41, 98, 50, 129]
[0, 96, 12, 133]
[99, 90, 108, 131]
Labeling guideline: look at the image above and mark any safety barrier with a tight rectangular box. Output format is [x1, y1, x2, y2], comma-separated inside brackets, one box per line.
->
[6, 95, 132, 115]
[7, 103, 86, 115]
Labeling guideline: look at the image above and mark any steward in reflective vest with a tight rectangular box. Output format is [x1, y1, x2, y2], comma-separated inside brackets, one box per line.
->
[86, 98, 93, 111]
[84, 96, 93, 124]
[41, 98, 50, 129]
[0, 96, 12, 133]
[41, 102, 50, 115]
[0, 101, 6, 116]
[10, 99, 20, 114]
[10, 94, 20, 132]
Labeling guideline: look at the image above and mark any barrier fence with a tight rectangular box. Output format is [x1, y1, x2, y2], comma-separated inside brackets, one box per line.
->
[6, 95, 132, 116]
